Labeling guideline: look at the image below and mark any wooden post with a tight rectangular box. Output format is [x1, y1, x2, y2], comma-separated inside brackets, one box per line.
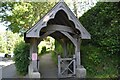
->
[75, 37, 87, 78]
[75, 37, 81, 68]
[58, 55, 61, 77]
[73, 55, 76, 75]
[77, 38, 81, 66]
[30, 38, 38, 72]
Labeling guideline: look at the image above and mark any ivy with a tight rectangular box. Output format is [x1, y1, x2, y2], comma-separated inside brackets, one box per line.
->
[80, 2, 119, 78]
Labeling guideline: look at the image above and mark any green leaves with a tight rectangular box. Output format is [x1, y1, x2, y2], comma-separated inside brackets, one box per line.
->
[80, 2, 120, 55]
[14, 41, 30, 76]
[1, 2, 55, 34]
[0, 31, 22, 54]
[80, 2, 119, 78]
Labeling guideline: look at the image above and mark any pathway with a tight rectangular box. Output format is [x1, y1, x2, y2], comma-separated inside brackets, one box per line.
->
[39, 53, 58, 78]
[1, 60, 28, 79]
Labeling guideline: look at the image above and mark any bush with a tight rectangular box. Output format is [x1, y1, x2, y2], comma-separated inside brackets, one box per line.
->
[79, 2, 119, 78]
[40, 46, 47, 56]
[54, 40, 63, 56]
[81, 45, 118, 78]
[51, 51, 58, 65]
[51, 40, 63, 65]
[80, 2, 120, 56]
[14, 41, 30, 76]
[51, 40, 75, 65]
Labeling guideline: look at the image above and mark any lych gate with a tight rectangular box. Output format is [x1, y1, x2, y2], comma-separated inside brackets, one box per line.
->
[24, 1, 91, 78]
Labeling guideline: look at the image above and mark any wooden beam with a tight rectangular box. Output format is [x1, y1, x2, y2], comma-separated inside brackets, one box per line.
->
[60, 31, 77, 47]
[38, 31, 55, 44]
[41, 25, 75, 34]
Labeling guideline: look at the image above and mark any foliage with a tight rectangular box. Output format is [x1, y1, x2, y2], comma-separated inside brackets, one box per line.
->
[51, 40, 75, 64]
[67, 42, 74, 57]
[51, 40, 63, 65]
[79, 2, 119, 78]
[0, 2, 55, 34]
[0, 1, 97, 34]
[0, 31, 22, 54]
[14, 41, 30, 75]
[80, 2, 120, 55]
[81, 45, 118, 78]
[38, 36, 55, 55]
[51, 51, 58, 65]
[40, 46, 47, 56]
[0, 32, 6, 53]
[54, 40, 63, 56]
[54, 40, 75, 56]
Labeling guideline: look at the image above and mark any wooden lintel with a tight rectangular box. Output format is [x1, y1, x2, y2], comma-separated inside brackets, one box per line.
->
[41, 25, 75, 34]
[38, 31, 55, 44]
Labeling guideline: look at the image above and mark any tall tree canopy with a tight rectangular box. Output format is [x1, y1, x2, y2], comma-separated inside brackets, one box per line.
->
[0, 32, 6, 53]
[0, 31, 22, 54]
[0, 2, 55, 34]
[0, 1, 97, 34]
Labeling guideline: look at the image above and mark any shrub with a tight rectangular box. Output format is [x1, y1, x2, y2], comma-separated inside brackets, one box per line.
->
[14, 41, 30, 76]
[40, 46, 47, 55]
[81, 45, 118, 78]
[54, 40, 63, 56]
[51, 51, 58, 65]
[79, 2, 119, 78]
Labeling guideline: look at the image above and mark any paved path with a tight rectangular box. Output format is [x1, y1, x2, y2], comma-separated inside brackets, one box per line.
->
[1, 60, 28, 79]
[1, 53, 58, 78]
[0, 60, 18, 78]
[39, 53, 58, 78]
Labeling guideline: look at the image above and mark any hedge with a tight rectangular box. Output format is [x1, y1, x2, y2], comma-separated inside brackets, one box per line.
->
[79, 2, 119, 78]
[14, 41, 30, 76]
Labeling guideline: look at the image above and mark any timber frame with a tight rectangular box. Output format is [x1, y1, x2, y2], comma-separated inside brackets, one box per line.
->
[24, 0, 91, 78]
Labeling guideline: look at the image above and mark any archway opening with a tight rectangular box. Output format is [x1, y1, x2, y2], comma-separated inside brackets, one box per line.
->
[38, 30, 75, 78]
[37, 9, 78, 78]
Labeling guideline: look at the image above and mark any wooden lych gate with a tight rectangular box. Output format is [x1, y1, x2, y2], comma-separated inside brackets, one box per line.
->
[24, 0, 91, 78]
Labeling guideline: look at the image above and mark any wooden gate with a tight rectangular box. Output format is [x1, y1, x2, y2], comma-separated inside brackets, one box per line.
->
[58, 55, 76, 78]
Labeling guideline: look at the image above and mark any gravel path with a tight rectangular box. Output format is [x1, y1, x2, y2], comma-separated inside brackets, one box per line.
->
[39, 53, 58, 78]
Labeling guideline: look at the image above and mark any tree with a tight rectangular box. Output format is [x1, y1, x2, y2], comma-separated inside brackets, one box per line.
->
[0, 2, 55, 34]
[73, 0, 78, 17]
[72, 0, 97, 17]
[0, 31, 22, 54]
[0, 32, 6, 53]
[5, 31, 22, 54]
[0, 1, 97, 34]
